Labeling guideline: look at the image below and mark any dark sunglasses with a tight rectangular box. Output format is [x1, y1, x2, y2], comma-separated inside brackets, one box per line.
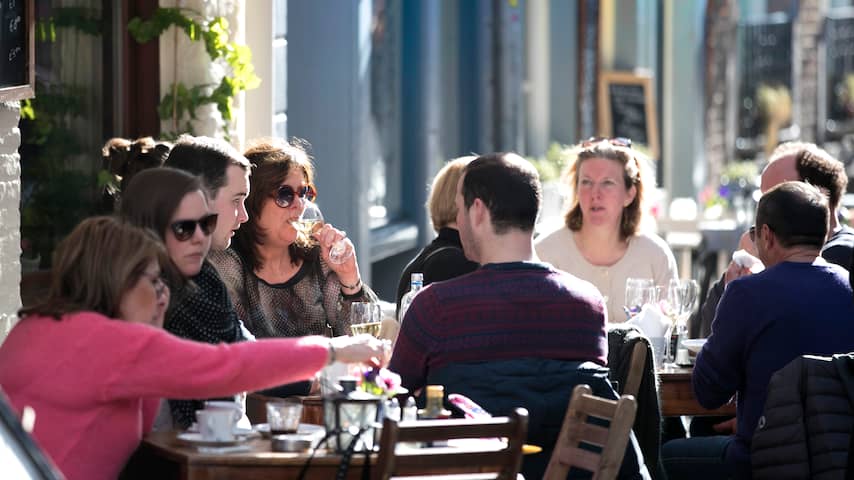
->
[581, 136, 633, 148]
[169, 213, 218, 242]
[274, 184, 316, 208]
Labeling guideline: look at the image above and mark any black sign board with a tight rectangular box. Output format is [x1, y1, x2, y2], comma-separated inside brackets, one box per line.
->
[598, 71, 659, 159]
[0, 0, 33, 101]
[825, 12, 854, 135]
[736, 18, 793, 141]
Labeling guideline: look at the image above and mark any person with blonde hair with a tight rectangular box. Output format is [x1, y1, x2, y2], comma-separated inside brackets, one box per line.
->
[535, 139, 677, 322]
[0, 216, 386, 480]
[395, 156, 479, 312]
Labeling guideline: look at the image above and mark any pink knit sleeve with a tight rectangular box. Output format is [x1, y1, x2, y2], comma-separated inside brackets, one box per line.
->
[98, 321, 329, 402]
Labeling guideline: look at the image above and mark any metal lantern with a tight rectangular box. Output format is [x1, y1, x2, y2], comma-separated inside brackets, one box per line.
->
[322, 393, 381, 453]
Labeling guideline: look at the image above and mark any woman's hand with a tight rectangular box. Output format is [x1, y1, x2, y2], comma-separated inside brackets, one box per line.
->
[314, 223, 361, 291]
[329, 335, 391, 367]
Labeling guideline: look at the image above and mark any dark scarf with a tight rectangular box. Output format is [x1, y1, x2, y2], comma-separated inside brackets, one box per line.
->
[165, 261, 249, 428]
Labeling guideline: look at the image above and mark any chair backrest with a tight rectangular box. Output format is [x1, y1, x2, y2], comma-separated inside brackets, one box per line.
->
[623, 341, 647, 398]
[543, 385, 637, 480]
[375, 408, 528, 480]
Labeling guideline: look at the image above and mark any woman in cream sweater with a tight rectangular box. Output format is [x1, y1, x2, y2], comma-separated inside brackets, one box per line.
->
[536, 139, 677, 322]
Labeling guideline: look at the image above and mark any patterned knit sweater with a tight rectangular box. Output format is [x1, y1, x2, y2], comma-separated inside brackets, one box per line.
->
[390, 261, 607, 392]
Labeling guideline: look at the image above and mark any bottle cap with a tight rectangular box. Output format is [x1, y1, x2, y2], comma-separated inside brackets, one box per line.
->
[426, 385, 444, 396]
[411, 272, 424, 283]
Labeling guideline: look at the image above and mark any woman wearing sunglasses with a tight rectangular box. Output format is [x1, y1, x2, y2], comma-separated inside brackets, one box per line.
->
[120, 167, 255, 429]
[211, 138, 378, 341]
[0, 216, 387, 480]
[535, 138, 678, 323]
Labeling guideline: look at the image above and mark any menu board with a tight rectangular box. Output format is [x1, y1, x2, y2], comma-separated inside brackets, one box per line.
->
[0, 0, 33, 101]
[598, 71, 659, 159]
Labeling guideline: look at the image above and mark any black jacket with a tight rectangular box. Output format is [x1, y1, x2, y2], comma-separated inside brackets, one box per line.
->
[395, 228, 478, 313]
[752, 354, 854, 479]
[607, 324, 662, 476]
[427, 358, 650, 480]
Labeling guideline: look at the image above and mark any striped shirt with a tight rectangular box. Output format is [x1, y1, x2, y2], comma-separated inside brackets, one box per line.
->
[390, 262, 608, 391]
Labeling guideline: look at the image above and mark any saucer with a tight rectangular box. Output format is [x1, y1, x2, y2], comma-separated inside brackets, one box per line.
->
[253, 423, 324, 438]
[176, 432, 252, 447]
[187, 424, 255, 436]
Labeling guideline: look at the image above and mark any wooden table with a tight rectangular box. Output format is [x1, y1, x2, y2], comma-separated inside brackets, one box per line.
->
[123, 430, 507, 480]
[657, 365, 736, 417]
[123, 430, 372, 480]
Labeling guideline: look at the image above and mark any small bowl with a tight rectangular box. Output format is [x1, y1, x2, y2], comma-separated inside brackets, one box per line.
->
[271, 434, 314, 452]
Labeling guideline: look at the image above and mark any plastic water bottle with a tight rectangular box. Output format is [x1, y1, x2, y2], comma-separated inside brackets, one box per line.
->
[385, 397, 401, 421]
[398, 273, 424, 324]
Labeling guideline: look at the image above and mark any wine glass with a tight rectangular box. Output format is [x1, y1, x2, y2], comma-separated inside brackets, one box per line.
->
[349, 302, 382, 337]
[624, 277, 654, 319]
[669, 279, 699, 321]
[294, 201, 353, 264]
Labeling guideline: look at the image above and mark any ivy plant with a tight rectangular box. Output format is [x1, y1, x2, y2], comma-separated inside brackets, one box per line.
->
[128, 7, 260, 137]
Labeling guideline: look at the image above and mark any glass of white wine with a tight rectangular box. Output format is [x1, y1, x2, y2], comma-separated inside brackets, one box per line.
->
[294, 201, 352, 264]
[349, 302, 383, 337]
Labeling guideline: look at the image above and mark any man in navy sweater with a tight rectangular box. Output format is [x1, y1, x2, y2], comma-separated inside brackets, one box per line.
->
[663, 182, 854, 479]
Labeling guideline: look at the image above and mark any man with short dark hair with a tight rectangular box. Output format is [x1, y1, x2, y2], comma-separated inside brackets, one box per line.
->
[165, 135, 251, 250]
[760, 142, 852, 265]
[390, 153, 649, 480]
[663, 182, 854, 479]
[158, 135, 258, 428]
[695, 142, 852, 339]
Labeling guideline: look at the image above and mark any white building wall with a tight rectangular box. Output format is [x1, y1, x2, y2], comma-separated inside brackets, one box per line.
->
[0, 102, 22, 342]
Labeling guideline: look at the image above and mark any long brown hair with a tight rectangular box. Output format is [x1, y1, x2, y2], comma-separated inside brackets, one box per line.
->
[234, 138, 316, 271]
[19, 216, 169, 320]
[563, 141, 650, 240]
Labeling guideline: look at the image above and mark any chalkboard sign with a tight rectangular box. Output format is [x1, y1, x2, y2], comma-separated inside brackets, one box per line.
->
[736, 18, 792, 141]
[0, 0, 33, 102]
[825, 12, 854, 135]
[598, 71, 659, 159]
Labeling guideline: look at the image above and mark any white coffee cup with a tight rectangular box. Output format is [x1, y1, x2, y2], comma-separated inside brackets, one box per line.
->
[196, 408, 240, 442]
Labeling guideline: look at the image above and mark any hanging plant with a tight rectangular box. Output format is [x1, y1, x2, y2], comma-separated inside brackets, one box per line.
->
[127, 7, 260, 137]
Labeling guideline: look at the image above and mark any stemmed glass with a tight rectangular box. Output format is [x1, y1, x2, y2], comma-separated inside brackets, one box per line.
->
[624, 277, 655, 319]
[667, 279, 700, 322]
[294, 200, 352, 264]
[349, 302, 383, 337]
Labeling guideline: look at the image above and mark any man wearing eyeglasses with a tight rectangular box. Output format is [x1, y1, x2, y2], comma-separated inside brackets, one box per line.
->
[662, 182, 854, 479]
[694, 142, 852, 340]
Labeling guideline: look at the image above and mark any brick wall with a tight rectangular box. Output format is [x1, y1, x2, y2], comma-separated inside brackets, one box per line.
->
[0, 102, 22, 342]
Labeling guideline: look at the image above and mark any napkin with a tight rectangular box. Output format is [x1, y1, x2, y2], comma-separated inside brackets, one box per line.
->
[626, 303, 669, 338]
[732, 249, 764, 273]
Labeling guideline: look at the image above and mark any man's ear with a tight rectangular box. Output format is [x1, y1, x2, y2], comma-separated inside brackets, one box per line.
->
[470, 198, 488, 228]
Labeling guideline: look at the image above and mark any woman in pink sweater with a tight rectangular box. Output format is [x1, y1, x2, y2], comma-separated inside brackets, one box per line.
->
[0, 216, 386, 480]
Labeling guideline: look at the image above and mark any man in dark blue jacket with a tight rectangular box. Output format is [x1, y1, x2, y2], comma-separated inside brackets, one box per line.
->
[663, 182, 854, 479]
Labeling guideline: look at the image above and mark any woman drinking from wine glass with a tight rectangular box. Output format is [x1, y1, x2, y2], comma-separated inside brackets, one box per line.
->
[211, 138, 378, 339]
[0, 216, 387, 480]
[535, 138, 678, 323]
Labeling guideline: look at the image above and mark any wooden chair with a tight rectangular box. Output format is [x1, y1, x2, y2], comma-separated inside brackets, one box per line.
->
[543, 385, 637, 480]
[375, 408, 528, 480]
[623, 341, 647, 398]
